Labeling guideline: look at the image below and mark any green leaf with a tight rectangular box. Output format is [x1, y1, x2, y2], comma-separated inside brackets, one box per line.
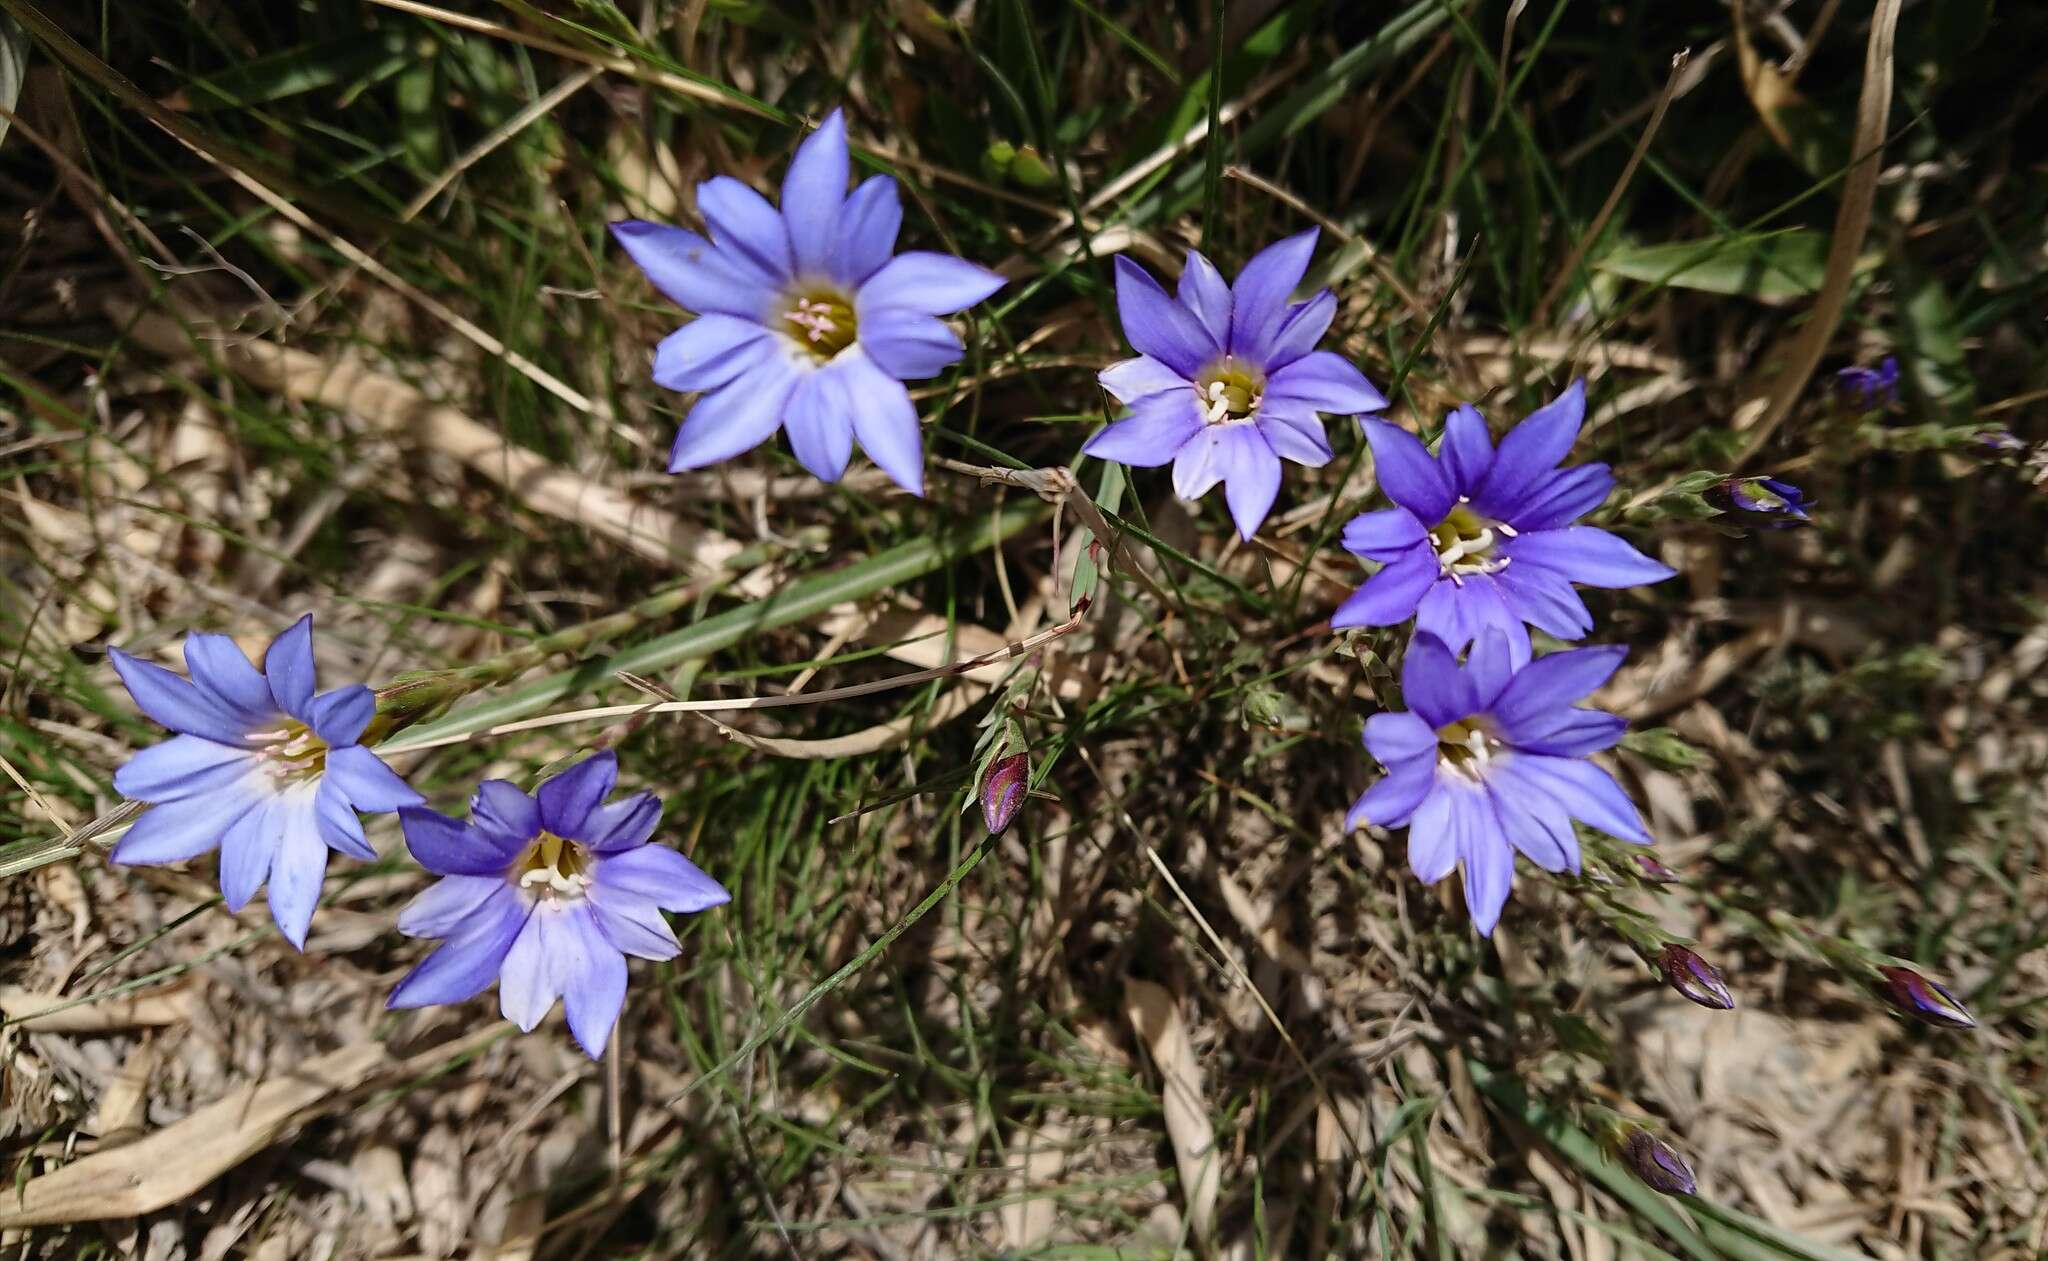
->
[1595, 233, 1874, 303]
[174, 30, 408, 111]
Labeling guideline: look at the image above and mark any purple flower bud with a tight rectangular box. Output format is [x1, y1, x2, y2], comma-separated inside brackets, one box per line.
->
[1879, 966, 1976, 1029]
[1706, 476, 1810, 527]
[980, 752, 1029, 836]
[1620, 1128, 1696, 1197]
[1976, 430, 2025, 455]
[1658, 944, 1734, 1010]
[1834, 356, 1898, 410]
[1634, 854, 1680, 884]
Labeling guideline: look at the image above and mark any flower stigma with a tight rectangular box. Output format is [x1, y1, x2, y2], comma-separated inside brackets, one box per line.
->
[779, 287, 857, 360]
[1428, 499, 1515, 585]
[1435, 717, 1500, 777]
[514, 832, 592, 900]
[246, 722, 328, 780]
[1195, 358, 1265, 427]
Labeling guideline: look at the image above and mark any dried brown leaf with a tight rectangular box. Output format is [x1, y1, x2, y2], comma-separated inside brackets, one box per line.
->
[1122, 977, 1220, 1243]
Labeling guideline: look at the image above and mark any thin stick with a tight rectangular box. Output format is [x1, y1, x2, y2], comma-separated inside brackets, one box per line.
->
[1531, 48, 1690, 330]
[376, 597, 1092, 756]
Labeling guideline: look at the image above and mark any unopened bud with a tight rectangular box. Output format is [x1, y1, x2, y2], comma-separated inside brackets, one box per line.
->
[1705, 476, 1811, 527]
[1658, 944, 1733, 1010]
[1879, 966, 1976, 1029]
[1833, 356, 1898, 411]
[1634, 854, 1680, 883]
[979, 753, 1029, 836]
[1620, 1128, 1697, 1197]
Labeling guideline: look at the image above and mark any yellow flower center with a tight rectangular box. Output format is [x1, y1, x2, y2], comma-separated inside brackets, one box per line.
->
[1428, 500, 1514, 583]
[1195, 358, 1266, 425]
[247, 721, 328, 780]
[513, 831, 591, 900]
[1435, 717, 1499, 775]
[779, 287, 858, 360]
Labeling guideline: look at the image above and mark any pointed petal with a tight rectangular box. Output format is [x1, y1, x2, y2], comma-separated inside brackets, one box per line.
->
[666, 359, 800, 472]
[1082, 391, 1201, 468]
[1491, 644, 1628, 721]
[1399, 632, 1481, 729]
[1471, 380, 1586, 511]
[1458, 808, 1515, 936]
[1177, 250, 1232, 345]
[266, 818, 329, 949]
[325, 744, 422, 812]
[1264, 351, 1386, 415]
[1438, 405, 1493, 494]
[1347, 759, 1436, 830]
[1228, 228, 1317, 362]
[183, 633, 274, 717]
[1114, 255, 1219, 378]
[841, 353, 925, 495]
[472, 781, 541, 847]
[556, 910, 628, 1059]
[609, 220, 775, 319]
[1364, 712, 1437, 764]
[1265, 290, 1337, 369]
[857, 308, 965, 380]
[1218, 426, 1283, 539]
[1498, 461, 1613, 531]
[1415, 576, 1530, 667]
[589, 893, 682, 960]
[1341, 508, 1428, 561]
[1404, 783, 1459, 883]
[782, 365, 855, 482]
[1487, 771, 1579, 873]
[315, 777, 375, 861]
[781, 110, 849, 274]
[1098, 354, 1192, 404]
[695, 175, 793, 281]
[857, 251, 1004, 315]
[388, 888, 526, 1008]
[652, 315, 776, 394]
[110, 648, 249, 744]
[1495, 562, 1596, 641]
[1256, 406, 1334, 468]
[537, 750, 617, 839]
[1500, 753, 1650, 843]
[1330, 546, 1436, 629]
[218, 794, 282, 911]
[1501, 527, 1675, 589]
[398, 875, 516, 940]
[401, 806, 513, 877]
[115, 736, 256, 802]
[585, 791, 664, 853]
[263, 615, 317, 721]
[110, 789, 258, 866]
[829, 173, 903, 287]
[1497, 707, 1628, 758]
[1171, 426, 1227, 501]
[593, 845, 730, 913]
[497, 913, 556, 1031]
[1363, 419, 1456, 523]
[309, 685, 373, 748]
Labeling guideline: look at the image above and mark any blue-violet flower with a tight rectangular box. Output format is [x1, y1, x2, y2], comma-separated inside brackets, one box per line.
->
[1347, 629, 1651, 934]
[1834, 356, 1898, 411]
[1084, 230, 1387, 538]
[1709, 475, 1810, 526]
[388, 751, 729, 1059]
[1335, 382, 1674, 665]
[108, 615, 422, 947]
[611, 109, 1004, 495]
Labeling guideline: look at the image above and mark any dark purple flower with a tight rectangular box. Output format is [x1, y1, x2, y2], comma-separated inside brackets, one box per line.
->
[1708, 476, 1810, 526]
[1620, 1128, 1697, 1197]
[1879, 966, 1977, 1030]
[1658, 943, 1734, 1010]
[389, 751, 730, 1059]
[1083, 230, 1388, 538]
[108, 615, 422, 948]
[1334, 384, 1674, 666]
[1347, 629, 1652, 934]
[980, 752, 1028, 835]
[611, 110, 1004, 493]
[1834, 356, 1898, 411]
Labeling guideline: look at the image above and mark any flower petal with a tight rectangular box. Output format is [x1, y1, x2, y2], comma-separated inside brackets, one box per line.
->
[556, 909, 627, 1059]
[653, 315, 776, 394]
[1490, 644, 1628, 722]
[110, 649, 248, 745]
[1458, 800, 1515, 936]
[266, 818, 329, 949]
[264, 615, 318, 722]
[841, 352, 926, 495]
[218, 793, 283, 911]
[695, 174, 793, 282]
[111, 790, 258, 866]
[1498, 753, 1650, 843]
[1098, 354, 1191, 404]
[829, 173, 903, 287]
[1346, 759, 1435, 830]
[1498, 707, 1628, 758]
[782, 365, 855, 483]
[584, 791, 664, 853]
[114, 736, 255, 802]
[1404, 782, 1460, 883]
[388, 887, 526, 1008]
[309, 685, 374, 748]
[857, 252, 1005, 315]
[401, 806, 512, 877]
[1341, 508, 1428, 561]
[1462, 628, 1519, 709]
[610, 220, 774, 319]
[398, 874, 513, 939]
[1329, 545, 1435, 629]
[1486, 771, 1579, 873]
[1364, 712, 1437, 764]
[1470, 380, 1585, 513]
[857, 309, 965, 380]
[497, 912, 556, 1031]
[1217, 425, 1283, 539]
[315, 777, 375, 861]
[1265, 290, 1337, 369]
[1362, 419, 1456, 523]
[781, 109, 849, 275]
[1114, 255, 1219, 378]
[326, 744, 422, 812]
[1082, 391, 1202, 468]
[666, 358, 801, 473]
[1500, 462, 1614, 532]
[1438, 405, 1493, 494]
[183, 632, 274, 718]
[1171, 426, 1227, 501]
[588, 890, 681, 960]
[1501, 527, 1675, 589]
[1399, 632, 1481, 729]
[472, 781, 541, 847]
[1227, 228, 1317, 363]
[593, 845, 730, 913]
[1264, 350, 1386, 415]
[1415, 576, 1531, 668]
[1177, 250, 1232, 345]
[1256, 407, 1334, 468]
[1495, 561, 1595, 641]
[537, 750, 617, 838]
